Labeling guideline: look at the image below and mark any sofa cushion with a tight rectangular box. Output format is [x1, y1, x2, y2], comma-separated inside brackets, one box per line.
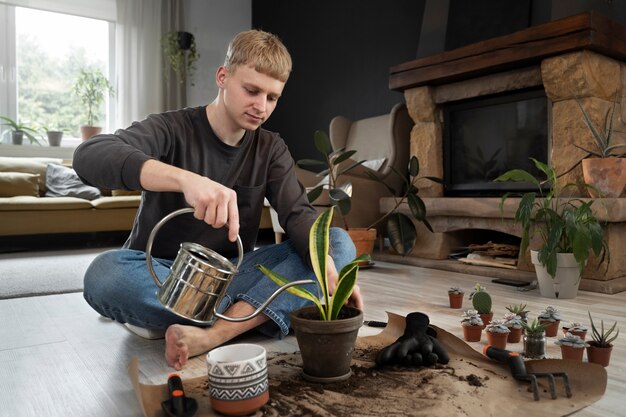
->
[90, 195, 141, 209]
[0, 172, 40, 197]
[45, 163, 102, 200]
[0, 196, 93, 210]
[111, 189, 142, 196]
[0, 156, 63, 195]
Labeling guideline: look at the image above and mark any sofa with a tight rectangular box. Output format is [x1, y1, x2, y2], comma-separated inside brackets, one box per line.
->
[0, 156, 141, 236]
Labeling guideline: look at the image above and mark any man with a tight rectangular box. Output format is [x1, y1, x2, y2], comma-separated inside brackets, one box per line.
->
[73, 30, 363, 370]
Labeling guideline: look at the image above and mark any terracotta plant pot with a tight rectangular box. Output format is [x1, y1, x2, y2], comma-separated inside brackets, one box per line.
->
[559, 345, 585, 361]
[448, 293, 463, 309]
[582, 157, 626, 198]
[80, 125, 102, 141]
[586, 343, 613, 367]
[507, 327, 523, 343]
[347, 228, 377, 267]
[479, 312, 494, 329]
[561, 327, 587, 341]
[290, 305, 363, 383]
[540, 320, 560, 337]
[462, 325, 482, 342]
[486, 331, 509, 349]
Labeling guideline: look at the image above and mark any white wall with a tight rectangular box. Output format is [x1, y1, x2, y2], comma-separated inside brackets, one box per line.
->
[183, 0, 251, 107]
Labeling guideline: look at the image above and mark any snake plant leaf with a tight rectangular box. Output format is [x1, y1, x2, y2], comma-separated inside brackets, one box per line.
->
[313, 130, 332, 155]
[306, 184, 324, 203]
[328, 260, 360, 320]
[387, 212, 417, 256]
[310, 207, 332, 310]
[329, 188, 351, 215]
[256, 264, 325, 319]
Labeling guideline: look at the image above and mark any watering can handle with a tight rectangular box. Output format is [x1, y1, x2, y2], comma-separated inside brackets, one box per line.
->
[146, 207, 244, 288]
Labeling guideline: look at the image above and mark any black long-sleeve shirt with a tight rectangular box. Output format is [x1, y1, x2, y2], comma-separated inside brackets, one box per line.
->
[73, 106, 317, 260]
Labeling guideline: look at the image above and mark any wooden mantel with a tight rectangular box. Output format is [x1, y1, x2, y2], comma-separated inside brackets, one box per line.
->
[389, 11, 626, 91]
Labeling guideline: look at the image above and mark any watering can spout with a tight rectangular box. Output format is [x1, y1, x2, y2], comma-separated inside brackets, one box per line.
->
[146, 208, 315, 324]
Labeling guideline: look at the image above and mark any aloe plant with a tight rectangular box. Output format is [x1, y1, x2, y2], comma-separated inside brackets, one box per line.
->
[521, 318, 549, 335]
[0, 116, 43, 145]
[258, 207, 367, 321]
[588, 311, 619, 347]
[574, 98, 626, 158]
[495, 158, 608, 279]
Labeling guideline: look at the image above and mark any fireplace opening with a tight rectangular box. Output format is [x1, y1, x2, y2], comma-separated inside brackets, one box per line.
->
[443, 88, 548, 196]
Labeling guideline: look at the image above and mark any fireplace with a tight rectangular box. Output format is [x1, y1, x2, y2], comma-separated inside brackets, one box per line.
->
[443, 88, 548, 196]
[381, 12, 626, 294]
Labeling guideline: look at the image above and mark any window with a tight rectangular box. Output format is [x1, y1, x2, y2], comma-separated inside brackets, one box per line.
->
[0, 3, 116, 150]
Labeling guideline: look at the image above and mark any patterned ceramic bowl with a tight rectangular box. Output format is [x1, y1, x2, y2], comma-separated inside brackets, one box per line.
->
[206, 343, 269, 416]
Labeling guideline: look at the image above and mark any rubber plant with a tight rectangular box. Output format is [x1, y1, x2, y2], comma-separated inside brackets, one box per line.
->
[257, 206, 367, 320]
[495, 158, 608, 279]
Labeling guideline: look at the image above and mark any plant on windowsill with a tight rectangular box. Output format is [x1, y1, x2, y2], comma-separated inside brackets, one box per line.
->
[72, 67, 115, 141]
[0, 116, 43, 145]
[162, 31, 199, 85]
[42, 126, 68, 147]
[494, 158, 609, 299]
[574, 97, 626, 198]
[258, 207, 367, 382]
[586, 311, 619, 367]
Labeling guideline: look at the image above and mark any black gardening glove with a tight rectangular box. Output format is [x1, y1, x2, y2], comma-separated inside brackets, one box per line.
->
[375, 312, 450, 367]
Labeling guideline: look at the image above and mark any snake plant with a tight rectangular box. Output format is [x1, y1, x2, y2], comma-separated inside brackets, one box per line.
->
[258, 207, 367, 320]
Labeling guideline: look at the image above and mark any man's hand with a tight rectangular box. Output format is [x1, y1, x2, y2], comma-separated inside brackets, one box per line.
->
[181, 175, 240, 242]
[139, 160, 240, 242]
[326, 256, 364, 311]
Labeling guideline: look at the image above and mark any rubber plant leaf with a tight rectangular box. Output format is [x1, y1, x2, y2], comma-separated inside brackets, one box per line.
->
[306, 184, 324, 203]
[387, 212, 417, 256]
[333, 149, 358, 165]
[329, 188, 351, 215]
[408, 156, 419, 177]
[297, 159, 326, 168]
[313, 130, 332, 155]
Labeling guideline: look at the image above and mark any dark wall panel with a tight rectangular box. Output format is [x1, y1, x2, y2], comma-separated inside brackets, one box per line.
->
[252, 0, 425, 162]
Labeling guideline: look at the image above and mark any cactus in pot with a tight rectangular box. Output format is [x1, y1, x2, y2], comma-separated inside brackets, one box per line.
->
[469, 283, 493, 327]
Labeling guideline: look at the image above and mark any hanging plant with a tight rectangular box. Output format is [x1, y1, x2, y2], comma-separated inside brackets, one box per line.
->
[162, 31, 199, 85]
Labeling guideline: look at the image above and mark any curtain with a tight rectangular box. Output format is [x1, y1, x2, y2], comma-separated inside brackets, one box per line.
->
[162, 0, 185, 110]
[115, 0, 166, 129]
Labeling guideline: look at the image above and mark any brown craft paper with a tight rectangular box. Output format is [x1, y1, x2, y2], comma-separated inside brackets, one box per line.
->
[129, 312, 607, 417]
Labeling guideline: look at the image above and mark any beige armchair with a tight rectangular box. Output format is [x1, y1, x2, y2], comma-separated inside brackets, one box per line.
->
[270, 103, 412, 242]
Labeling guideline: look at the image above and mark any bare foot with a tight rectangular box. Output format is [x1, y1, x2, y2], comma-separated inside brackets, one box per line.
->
[165, 324, 212, 370]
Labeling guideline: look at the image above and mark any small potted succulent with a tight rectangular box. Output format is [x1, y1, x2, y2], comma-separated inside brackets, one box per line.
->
[561, 321, 588, 340]
[447, 286, 464, 309]
[586, 311, 619, 367]
[555, 332, 589, 362]
[502, 312, 524, 343]
[469, 283, 493, 327]
[521, 319, 549, 359]
[461, 309, 484, 342]
[537, 305, 562, 337]
[485, 320, 511, 350]
[506, 303, 530, 321]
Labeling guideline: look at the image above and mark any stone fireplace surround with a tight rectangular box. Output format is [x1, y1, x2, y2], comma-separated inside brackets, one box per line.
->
[379, 12, 626, 294]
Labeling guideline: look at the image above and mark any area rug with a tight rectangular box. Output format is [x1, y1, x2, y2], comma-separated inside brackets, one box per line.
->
[129, 312, 607, 417]
[0, 248, 106, 299]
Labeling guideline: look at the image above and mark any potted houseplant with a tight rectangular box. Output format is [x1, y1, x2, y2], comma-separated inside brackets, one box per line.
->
[447, 286, 464, 309]
[0, 116, 42, 145]
[72, 67, 115, 141]
[258, 207, 367, 382]
[502, 312, 523, 343]
[537, 305, 562, 337]
[586, 311, 619, 367]
[42, 126, 67, 147]
[505, 303, 530, 321]
[485, 320, 511, 349]
[162, 31, 199, 85]
[495, 158, 608, 299]
[469, 283, 493, 327]
[460, 309, 483, 342]
[574, 98, 626, 198]
[555, 332, 588, 361]
[521, 319, 549, 359]
[561, 321, 588, 340]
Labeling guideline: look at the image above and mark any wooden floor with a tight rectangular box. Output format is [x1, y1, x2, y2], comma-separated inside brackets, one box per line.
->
[0, 260, 624, 417]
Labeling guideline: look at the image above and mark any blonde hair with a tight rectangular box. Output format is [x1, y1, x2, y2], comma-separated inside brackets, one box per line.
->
[224, 30, 292, 82]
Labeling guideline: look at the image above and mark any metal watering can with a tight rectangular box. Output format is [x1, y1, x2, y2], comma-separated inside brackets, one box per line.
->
[147, 208, 313, 324]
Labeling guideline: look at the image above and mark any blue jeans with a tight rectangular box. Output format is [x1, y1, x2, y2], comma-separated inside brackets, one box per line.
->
[83, 228, 355, 338]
